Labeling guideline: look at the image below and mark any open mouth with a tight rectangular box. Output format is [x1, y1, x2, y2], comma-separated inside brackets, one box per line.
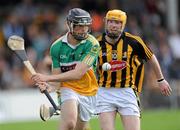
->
[110, 29, 118, 32]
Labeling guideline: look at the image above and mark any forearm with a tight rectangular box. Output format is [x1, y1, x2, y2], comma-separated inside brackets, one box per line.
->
[32, 63, 89, 82]
[49, 63, 88, 82]
[149, 54, 164, 80]
[49, 69, 83, 82]
[47, 68, 61, 92]
[148, 55, 172, 96]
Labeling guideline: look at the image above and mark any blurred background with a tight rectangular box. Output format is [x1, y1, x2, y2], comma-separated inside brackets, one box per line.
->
[0, 0, 180, 124]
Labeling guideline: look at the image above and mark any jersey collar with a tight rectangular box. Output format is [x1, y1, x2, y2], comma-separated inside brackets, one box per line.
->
[62, 32, 87, 49]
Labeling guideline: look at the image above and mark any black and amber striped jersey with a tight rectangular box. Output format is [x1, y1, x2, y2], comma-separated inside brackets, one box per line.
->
[133, 62, 144, 93]
[97, 32, 153, 90]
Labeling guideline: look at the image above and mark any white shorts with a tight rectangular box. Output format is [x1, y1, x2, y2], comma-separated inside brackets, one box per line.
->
[60, 87, 96, 121]
[96, 87, 140, 117]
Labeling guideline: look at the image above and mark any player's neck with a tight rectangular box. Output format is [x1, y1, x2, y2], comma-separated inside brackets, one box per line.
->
[67, 33, 79, 46]
[105, 35, 120, 45]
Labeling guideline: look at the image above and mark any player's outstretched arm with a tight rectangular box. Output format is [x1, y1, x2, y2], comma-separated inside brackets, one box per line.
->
[32, 62, 89, 82]
[148, 55, 172, 96]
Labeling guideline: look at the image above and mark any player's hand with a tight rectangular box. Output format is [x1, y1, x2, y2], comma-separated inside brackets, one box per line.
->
[31, 73, 51, 82]
[35, 82, 51, 93]
[158, 79, 172, 96]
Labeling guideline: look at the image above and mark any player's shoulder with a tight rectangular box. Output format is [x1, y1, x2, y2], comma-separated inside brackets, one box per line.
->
[125, 32, 141, 39]
[87, 34, 99, 46]
[124, 32, 144, 44]
[51, 35, 64, 47]
[50, 35, 65, 55]
[50, 35, 66, 52]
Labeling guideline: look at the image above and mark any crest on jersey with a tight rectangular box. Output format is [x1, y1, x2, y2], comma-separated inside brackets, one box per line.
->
[90, 45, 99, 54]
[112, 50, 117, 60]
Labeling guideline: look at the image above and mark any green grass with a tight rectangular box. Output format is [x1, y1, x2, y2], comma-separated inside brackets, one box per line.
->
[1, 109, 180, 130]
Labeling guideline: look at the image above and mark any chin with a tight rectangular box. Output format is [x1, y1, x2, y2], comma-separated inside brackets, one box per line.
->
[107, 33, 119, 39]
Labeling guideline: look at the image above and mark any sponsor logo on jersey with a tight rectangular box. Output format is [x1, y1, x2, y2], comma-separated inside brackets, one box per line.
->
[60, 55, 67, 59]
[61, 63, 76, 72]
[109, 60, 126, 71]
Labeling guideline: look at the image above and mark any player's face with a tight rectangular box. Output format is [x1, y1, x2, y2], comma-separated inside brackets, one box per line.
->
[106, 19, 122, 39]
[73, 25, 90, 40]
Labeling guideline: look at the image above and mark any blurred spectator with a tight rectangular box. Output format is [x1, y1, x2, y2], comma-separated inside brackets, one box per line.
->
[2, 12, 25, 41]
[168, 31, 180, 79]
[168, 31, 180, 59]
[127, 15, 142, 36]
[14, 0, 37, 24]
[10, 66, 25, 89]
[27, 23, 50, 60]
[153, 27, 173, 79]
[0, 52, 27, 90]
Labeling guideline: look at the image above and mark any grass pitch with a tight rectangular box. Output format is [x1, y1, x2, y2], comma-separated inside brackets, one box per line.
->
[1, 109, 180, 130]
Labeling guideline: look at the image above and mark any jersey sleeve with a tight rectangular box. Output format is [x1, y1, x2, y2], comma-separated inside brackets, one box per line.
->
[81, 35, 100, 67]
[133, 36, 153, 61]
[50, 42, 61, 68]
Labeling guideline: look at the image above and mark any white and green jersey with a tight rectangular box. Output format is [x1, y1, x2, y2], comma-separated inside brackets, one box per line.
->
[50, 33, 100, 96]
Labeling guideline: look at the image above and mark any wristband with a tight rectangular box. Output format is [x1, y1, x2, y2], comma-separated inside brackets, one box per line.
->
[157, 78, 164, 82]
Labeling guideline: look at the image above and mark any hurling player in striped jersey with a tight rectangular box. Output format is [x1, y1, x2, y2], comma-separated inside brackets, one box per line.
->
[96, 9, 172, 130]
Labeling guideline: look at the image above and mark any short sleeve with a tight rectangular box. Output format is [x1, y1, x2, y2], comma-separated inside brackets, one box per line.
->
[50, 42, 61, 68]
[81, 35, 100, 67]
[129, 36, 153, 61]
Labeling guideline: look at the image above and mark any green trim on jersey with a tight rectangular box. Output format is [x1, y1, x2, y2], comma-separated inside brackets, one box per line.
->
[50, 33, 100, 73]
